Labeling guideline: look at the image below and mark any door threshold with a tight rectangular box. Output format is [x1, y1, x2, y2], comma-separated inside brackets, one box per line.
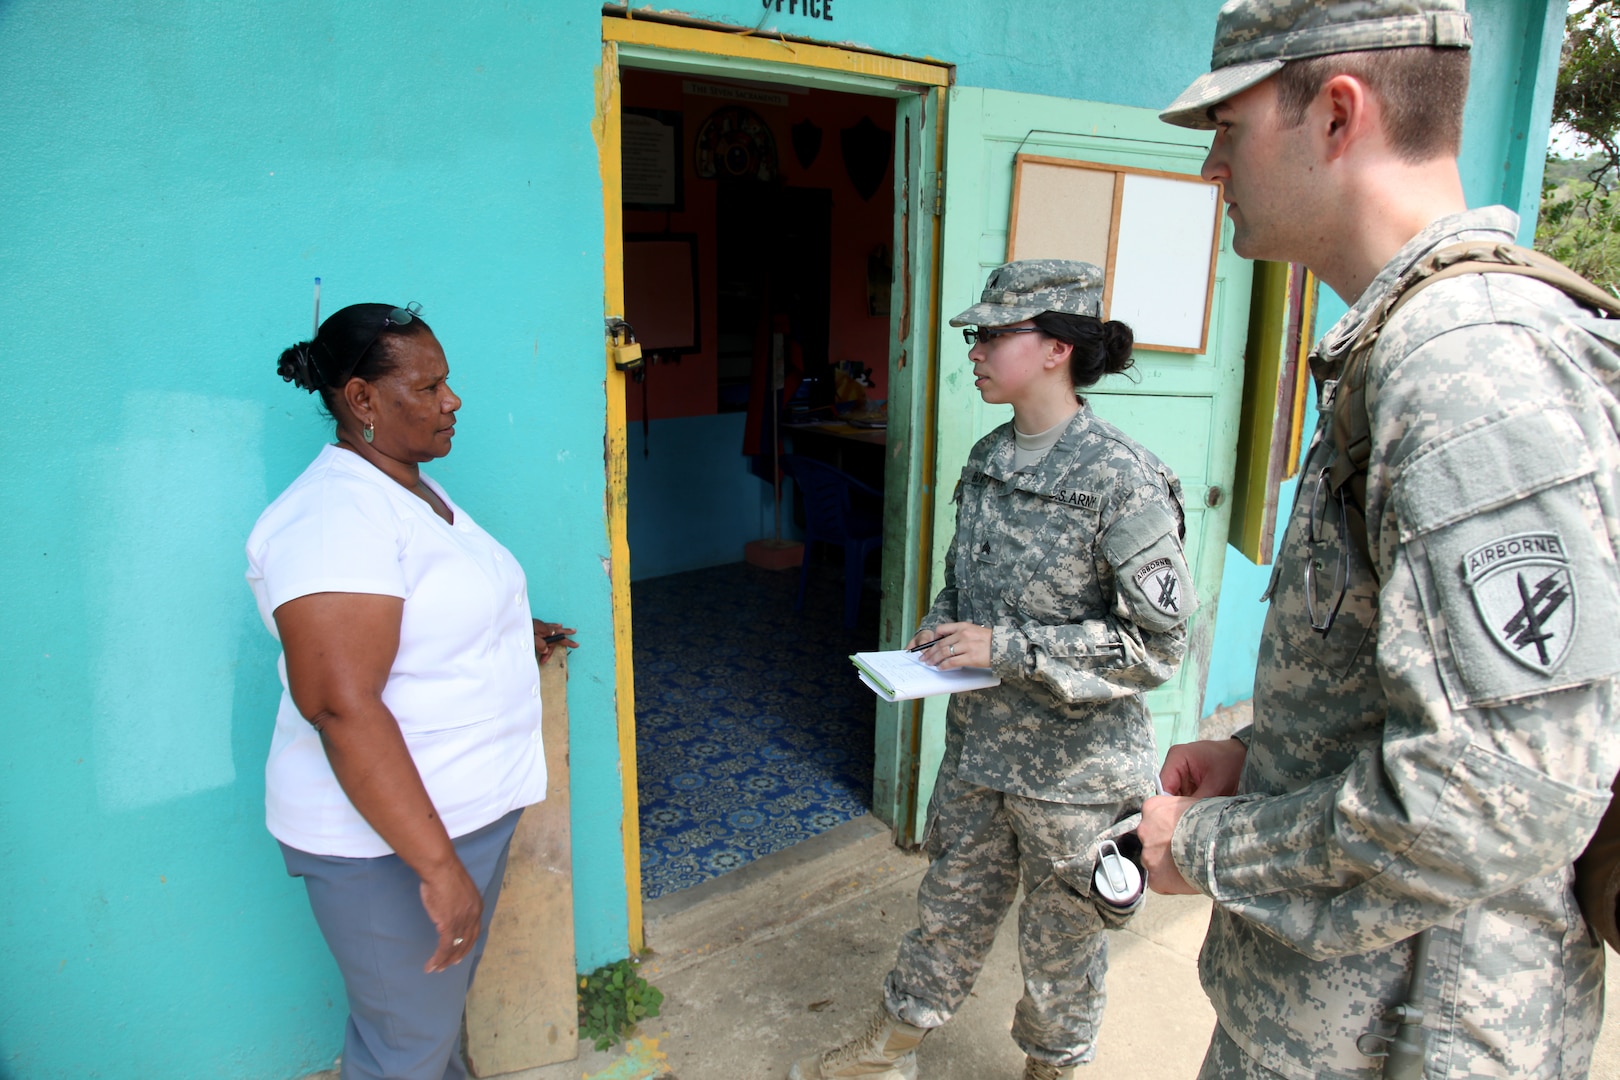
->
[641, 814, 924, 980]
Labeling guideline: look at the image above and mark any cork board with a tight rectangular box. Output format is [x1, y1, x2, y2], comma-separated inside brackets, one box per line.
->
[1008, 154, 1223, 354]
[1004, 160, 1114, 268]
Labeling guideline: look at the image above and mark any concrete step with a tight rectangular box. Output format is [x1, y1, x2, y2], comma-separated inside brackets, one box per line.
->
[641, 814, 927, 981]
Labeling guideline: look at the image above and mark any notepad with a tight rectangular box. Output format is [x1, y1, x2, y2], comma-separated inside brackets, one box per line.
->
[850, 649, 1001, 702]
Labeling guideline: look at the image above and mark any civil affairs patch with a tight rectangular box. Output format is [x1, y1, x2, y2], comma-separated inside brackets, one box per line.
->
[1132, 557, 1183, 617]
[1462, 531, 1576, 674]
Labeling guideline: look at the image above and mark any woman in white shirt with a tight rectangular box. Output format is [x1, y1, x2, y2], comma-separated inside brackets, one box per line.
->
[247, 302, 573, 1080]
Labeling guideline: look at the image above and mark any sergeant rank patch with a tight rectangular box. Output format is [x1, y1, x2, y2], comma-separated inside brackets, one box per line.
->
[1462, 532, 1575, 674]
[1133, 557, 1182, 616]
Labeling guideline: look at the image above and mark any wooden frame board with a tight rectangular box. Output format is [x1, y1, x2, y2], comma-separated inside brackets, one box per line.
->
[1227, 261, 1317, 564]
[1007, 154, 1223, 354]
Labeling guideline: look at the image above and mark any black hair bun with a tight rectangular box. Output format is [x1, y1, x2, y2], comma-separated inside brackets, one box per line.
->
[276, 342, 321, 393]
[1101, 320, 1135, 375]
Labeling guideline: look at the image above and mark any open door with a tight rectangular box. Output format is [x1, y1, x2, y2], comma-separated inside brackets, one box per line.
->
[598, 13, 952, 918]
[907, 87, 1253, 829]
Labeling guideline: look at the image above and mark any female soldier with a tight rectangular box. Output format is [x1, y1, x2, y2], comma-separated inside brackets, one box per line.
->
[789, 261, 1196, 1080]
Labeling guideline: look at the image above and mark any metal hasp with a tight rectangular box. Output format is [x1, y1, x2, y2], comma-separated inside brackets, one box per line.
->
[1355, 927, 1431, 1078]
[605, 318, 644, 380]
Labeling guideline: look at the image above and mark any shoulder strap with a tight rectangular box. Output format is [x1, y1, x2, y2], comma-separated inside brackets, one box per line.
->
[1327, 242, 1619, 573]
[1411, 242, 1620, 318]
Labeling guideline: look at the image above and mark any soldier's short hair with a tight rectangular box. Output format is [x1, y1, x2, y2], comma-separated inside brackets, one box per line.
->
[1274, 45, 1470, 162]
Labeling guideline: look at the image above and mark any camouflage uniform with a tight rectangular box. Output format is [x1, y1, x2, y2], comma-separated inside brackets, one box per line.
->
[1158, 0, 1472, 131]
[1158, 1, 1620, 1075]
[1172, 208, 1620, 1079]
[887, 397, 1199, 1067]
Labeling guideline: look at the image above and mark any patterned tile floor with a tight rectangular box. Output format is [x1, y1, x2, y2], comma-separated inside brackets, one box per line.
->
[633, 560, 880, 899]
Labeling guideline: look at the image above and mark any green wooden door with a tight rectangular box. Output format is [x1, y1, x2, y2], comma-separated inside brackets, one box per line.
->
[911, 86, 1252, 825]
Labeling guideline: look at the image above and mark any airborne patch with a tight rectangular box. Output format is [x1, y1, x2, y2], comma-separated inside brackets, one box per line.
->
[1462, 531, 1576, 674]
[1132, 557, 1182, 616]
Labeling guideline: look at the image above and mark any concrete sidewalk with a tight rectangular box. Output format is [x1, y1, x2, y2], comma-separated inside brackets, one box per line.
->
[491, 810, 1620, 1080]
[501, 813, 1216, 1080]
[301, 699, 1620, 1079]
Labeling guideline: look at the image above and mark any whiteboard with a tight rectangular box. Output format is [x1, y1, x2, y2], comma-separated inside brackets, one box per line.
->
[1006, 155, 1222, 353]
[1109, 174, 1221, 351]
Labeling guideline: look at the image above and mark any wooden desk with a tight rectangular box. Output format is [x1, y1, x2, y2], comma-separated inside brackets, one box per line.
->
[785, 422, 887, 492]
[787, 421, 887, 447]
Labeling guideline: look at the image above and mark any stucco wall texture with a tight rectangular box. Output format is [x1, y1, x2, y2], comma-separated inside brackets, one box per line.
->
[0, 1, 1559, 1076]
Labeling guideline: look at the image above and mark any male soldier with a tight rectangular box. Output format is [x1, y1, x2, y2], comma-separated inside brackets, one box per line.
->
[1139, 1, 1620, 1077]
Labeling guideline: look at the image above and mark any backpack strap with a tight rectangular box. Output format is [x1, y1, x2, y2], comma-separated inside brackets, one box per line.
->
[1411, 242, 1620, 319]
[1326, 242, 1620, 578]
[1324, 240, 1620, 951]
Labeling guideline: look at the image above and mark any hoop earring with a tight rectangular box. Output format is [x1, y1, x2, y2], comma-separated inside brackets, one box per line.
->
[362, 420, 375, 444]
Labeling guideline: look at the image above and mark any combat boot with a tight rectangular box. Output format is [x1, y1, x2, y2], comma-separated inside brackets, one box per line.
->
[1022, 1058, 1075, 1080]
[787, 1005, 929, 1079]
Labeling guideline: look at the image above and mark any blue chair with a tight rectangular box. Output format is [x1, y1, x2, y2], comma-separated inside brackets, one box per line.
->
[782, 455, 883, 628]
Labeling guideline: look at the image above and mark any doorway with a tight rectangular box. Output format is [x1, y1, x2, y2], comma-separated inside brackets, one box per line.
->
[599, 19, 950, 924]
[622, 67, 894, 901]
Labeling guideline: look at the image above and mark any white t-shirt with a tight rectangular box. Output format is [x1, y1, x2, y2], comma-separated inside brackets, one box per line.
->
[246, 444, 547, 857]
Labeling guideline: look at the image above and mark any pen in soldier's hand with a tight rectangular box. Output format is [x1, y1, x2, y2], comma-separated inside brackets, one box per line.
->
[907, 638, 943, 653]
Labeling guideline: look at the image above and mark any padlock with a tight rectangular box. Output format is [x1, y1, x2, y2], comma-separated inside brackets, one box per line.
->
[606, 319, 644, 377]
[611, 338, 643, 372]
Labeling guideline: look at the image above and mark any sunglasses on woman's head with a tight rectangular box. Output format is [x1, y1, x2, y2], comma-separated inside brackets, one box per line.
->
[340, 302, 424, 382]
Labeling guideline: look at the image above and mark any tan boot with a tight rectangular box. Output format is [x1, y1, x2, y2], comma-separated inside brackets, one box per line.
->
[787, 1005, 929, 1079]
[1022, 1058, 1075, 1080]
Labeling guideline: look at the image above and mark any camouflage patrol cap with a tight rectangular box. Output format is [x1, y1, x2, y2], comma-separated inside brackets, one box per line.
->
[949, 260, 1104, 328]
[1160, 0, 1471, 130]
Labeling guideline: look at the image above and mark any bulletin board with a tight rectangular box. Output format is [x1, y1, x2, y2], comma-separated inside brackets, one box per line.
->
[622, 108, 683, 211]
[1007, 154, 1224, 354]
[623, 235, 701, 355]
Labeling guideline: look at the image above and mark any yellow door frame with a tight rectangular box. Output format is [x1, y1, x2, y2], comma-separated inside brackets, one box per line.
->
[596, 14, 949, 948]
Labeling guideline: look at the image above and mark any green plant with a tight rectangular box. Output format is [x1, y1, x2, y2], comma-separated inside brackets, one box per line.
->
[1555, 2, 1620, 189]
[1537, 165, 1620, 295]
[577, 957, 664, 1051]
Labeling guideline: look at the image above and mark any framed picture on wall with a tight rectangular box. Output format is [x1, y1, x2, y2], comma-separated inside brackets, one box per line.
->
[1007, 154, 1223, 354]
[622, 108, 683, 211]
[623, 234, 701, 357]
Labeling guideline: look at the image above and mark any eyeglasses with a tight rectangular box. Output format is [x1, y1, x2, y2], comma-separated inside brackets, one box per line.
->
[339, 302, 423, 383]
[1303, 464, 1351, 635]
[962, 326, 1041, 347]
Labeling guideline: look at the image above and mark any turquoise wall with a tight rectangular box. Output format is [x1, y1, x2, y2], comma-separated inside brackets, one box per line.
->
[0, 3, 616, 1077]
[0, 0, 1559, 1076]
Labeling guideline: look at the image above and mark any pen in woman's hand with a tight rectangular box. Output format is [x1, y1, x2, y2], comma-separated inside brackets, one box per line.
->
[907, 637, 942, 653]
[533, 620, 578, 664]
